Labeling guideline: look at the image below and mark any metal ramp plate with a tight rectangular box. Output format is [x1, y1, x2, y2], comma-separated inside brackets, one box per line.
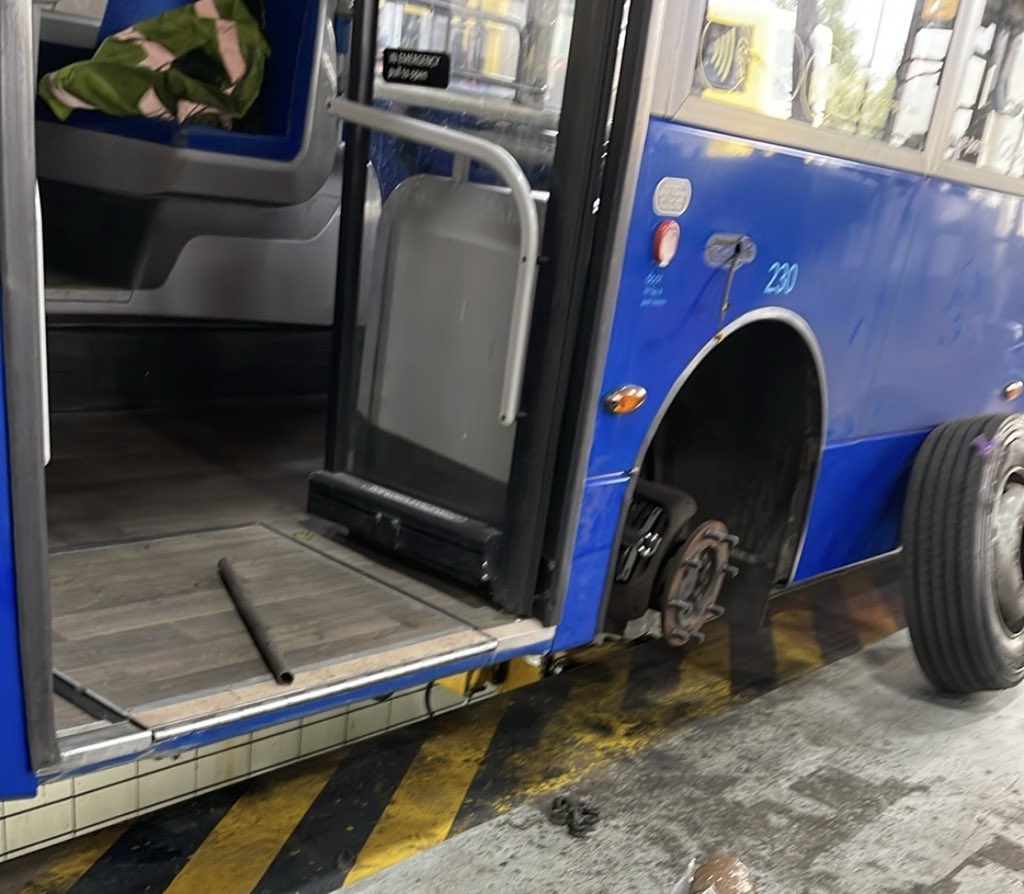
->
[50, 523, 496, 739]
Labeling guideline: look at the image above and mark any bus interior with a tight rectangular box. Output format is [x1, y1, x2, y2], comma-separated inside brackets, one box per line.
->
[33, 0, 582, 764]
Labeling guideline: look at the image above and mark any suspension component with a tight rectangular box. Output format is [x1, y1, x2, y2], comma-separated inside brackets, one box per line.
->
[609, 480, 697, 624]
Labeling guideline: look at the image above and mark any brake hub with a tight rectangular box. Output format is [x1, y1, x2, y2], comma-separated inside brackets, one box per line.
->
[659, 520, 737, 647]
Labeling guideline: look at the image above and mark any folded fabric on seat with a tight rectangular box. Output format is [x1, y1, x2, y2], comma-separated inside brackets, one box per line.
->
[39, 0, 270, 128]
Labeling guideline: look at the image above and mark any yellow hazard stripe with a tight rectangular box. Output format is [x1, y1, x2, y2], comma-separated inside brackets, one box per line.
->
[344, 700, 505, 885]
[18, 826, 124, 894]
[161, 760, 336, 894]
[772, 595, 825, 682]
[516, 659, 634, 801]
[673, 616, 733, 711]
[841, 571, 901, 647]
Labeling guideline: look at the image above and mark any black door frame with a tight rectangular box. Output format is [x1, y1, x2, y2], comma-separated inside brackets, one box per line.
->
[497, 0, 659, 614]
[325, 0, 380, 472]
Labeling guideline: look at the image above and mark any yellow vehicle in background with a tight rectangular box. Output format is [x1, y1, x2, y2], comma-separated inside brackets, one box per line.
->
[697, 0, 832, 121]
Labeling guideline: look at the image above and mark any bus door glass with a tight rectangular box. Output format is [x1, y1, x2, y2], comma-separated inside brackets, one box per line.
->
[310, 0, 586, 599]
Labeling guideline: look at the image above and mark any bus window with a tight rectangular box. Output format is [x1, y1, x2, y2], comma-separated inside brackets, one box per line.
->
[947, 0, 1024, 177]
[377, 1, 573, 111]
[372, 1, 577, 194]
[692, 0, 957, 147]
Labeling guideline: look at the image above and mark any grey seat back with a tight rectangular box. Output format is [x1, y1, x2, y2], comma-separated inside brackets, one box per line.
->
[353, 175, 547, 521]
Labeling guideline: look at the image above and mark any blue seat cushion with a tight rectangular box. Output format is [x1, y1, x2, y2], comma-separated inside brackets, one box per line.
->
[37, 0, 320, 162]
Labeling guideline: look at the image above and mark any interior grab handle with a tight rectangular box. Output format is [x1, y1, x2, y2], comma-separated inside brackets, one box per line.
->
[326, 96, 540, 427]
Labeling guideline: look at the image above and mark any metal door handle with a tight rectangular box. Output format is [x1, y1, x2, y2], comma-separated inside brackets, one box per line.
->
[704, 234, 757, 326]
[327, 97, 541, 427]
[703, 233, 757, 267]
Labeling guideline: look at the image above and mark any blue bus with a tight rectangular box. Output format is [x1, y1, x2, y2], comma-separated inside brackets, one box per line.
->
[0, 0, 1019, 801]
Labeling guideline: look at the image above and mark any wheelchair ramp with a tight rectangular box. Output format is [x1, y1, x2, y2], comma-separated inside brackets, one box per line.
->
[50, 523, 496, 739]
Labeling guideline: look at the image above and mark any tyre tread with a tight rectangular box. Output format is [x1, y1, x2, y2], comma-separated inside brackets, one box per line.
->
[902, 414, 1023, 692]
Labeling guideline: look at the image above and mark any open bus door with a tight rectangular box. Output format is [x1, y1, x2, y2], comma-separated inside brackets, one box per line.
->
[309, 0, 635, 617]
[0, 0, 651, 793]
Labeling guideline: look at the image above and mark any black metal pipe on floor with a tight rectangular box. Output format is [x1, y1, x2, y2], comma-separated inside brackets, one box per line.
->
[217, 557, 295, 685]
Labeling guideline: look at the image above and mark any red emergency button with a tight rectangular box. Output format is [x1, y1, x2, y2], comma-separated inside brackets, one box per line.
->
[653, 220, 680, 267]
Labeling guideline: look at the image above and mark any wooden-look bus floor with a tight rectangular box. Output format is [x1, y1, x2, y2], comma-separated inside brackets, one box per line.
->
[44, 409, 507, 732]
[45, 407, 324, 551]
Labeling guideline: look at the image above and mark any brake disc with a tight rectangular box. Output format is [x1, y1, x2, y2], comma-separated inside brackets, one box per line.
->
[659, 520, 738, 647]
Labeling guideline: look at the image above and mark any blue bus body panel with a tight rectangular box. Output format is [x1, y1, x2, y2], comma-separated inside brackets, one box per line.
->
[0, 283, 38, 797]
[589, 117, 922, 479]
[867, 177, 1024, 434]
[793, 429, 926, 580]
[553, 473, 631, 651]
[559, 116, 1024, 649]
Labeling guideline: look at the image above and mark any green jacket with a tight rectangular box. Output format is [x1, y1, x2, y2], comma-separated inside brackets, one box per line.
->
[39, 0, 270, 128]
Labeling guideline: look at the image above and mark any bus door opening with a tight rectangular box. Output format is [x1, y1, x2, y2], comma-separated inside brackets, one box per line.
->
[14, 0, 627, 778]
[308, 0, 585, 614]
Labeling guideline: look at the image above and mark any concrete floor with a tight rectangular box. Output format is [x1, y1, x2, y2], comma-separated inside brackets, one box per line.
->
[350, 630, 1024, 894]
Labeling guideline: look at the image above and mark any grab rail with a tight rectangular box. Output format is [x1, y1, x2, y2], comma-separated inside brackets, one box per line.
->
[327, 96, 541, 426]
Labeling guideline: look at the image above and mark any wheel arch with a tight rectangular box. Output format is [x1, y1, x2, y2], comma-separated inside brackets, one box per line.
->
[637, 308, 827, 486]
[605, 308, 828, 629]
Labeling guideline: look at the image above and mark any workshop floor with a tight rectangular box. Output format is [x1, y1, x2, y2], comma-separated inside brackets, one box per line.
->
[4, 558, 1006, 894]
[352, 627, 1024, 894]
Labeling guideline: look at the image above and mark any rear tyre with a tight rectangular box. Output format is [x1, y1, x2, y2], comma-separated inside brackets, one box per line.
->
[903, 414, 1024, 692]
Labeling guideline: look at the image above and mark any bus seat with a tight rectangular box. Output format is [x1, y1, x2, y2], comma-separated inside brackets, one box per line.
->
[99, 0, 198, 36]
[36, 0, 337, 206]
[352, 175, 548, 524]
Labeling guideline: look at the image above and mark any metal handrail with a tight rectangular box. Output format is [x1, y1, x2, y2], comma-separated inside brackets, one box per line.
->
[375, 81, 561, 129]
[414, 0, 525, 33]
[452, 67, 547, 95]
[327, 96, 541, 427]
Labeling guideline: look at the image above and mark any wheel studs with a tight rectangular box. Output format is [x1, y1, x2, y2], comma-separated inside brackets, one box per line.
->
[707, 531, 739, 545]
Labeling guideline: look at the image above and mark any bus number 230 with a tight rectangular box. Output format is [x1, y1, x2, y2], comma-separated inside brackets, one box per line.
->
[764, 262, 799, 295]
